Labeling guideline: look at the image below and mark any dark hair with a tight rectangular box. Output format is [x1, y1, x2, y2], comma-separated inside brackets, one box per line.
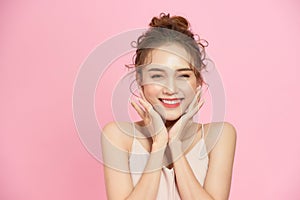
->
[127, 12, 209, 87]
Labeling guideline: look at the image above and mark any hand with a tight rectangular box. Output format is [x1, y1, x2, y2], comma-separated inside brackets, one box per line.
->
[168, 88, 205, 143]
[130, 90, 168, 150]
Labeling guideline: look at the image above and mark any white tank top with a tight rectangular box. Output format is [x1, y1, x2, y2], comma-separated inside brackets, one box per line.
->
[129, 123, 208, 200]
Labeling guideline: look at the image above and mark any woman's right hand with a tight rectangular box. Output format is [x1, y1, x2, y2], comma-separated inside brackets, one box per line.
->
[130, 91, 168, 151]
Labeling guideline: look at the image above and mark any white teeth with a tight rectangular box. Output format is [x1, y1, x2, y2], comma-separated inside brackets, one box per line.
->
[161, 99, 181, 104]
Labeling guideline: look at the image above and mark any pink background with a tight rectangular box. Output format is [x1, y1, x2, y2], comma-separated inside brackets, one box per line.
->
[1, 0, 300, 199]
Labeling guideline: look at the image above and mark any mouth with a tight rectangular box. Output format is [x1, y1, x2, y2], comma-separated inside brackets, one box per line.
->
[158, 98, 184, 108]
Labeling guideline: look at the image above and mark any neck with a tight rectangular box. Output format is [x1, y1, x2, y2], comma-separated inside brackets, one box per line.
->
[164, 118, 180, 131]
[164, 118, 197, 141]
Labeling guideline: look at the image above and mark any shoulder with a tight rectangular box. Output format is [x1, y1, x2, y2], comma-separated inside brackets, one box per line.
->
[101, 121, 134, 152]
[207, 121, 237, 157]
[217, 121, 237, 142]
[204, 121, 237, 140]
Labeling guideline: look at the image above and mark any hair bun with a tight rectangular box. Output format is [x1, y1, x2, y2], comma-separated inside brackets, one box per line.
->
[149, 13, 193, 38]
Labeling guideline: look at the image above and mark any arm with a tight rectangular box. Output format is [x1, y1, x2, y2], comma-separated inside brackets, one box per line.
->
[171, 122, 237, 200]
[102, 122, 167, 200]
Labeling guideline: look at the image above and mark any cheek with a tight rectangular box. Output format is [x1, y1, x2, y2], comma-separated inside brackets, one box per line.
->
[180, 81, 197, 102]
[179, 79, 197, 92]
[143, 85, 161, 101]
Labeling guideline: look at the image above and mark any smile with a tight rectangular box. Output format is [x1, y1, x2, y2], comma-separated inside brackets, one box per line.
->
[159, 98, 183, 108]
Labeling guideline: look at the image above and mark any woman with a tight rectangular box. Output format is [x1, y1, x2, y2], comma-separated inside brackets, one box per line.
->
[101, 13, 237, 200]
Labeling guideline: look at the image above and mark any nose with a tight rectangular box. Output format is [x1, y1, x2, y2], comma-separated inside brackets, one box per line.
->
[163, 78, 178, 94]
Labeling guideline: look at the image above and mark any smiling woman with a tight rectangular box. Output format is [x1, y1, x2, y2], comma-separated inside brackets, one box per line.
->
[101, 13, 237, 200]
[139, 45, 199, 121]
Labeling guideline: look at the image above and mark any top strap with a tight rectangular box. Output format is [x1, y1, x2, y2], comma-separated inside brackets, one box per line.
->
[201, 123, 205, 139]
[132, 122, 137, 138]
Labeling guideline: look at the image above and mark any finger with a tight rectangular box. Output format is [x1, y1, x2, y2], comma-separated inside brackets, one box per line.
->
[186, 89, 202, 113]
[185, 98, 205, 119]
[190, 99, 205, 116]
[196, 88, 202, 102]
[131, 101, 146, 119]
[138, 88, 147, 101]
[138, 90, 154, 110]
[201, 85, 209, 97]
[193, 89, 202, 105]
[138, 97, 153, 112]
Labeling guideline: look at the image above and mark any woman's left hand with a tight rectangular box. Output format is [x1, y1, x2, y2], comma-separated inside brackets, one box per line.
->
[168, 88, 205, 144]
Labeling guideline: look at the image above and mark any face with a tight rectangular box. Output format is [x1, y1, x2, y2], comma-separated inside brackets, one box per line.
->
[140, 44, 199, 121]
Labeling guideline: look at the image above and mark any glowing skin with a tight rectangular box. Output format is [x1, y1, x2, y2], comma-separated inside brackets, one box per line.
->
[140, 44, 199, 121]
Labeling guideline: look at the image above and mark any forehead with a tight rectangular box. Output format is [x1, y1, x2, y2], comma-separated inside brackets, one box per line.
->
[146, 44, 192, 70]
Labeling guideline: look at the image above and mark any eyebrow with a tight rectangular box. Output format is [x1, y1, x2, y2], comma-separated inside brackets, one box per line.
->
[147, 68, 193, 72]
[176, 68, 193, 72]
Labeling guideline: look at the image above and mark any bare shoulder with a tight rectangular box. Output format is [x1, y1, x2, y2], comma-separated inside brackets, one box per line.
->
[204, 121, 237, 140]
[206, 121, 237, 156]
[217, 121, 237, 142]
[101, 121, 134, 152]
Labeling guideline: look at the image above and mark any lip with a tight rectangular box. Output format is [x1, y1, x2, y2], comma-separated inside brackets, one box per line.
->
[159, 98, 184, 108]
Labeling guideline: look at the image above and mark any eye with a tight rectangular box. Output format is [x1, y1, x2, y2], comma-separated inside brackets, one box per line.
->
[178, 74, 190, 78]
[151, 74, 164, 79]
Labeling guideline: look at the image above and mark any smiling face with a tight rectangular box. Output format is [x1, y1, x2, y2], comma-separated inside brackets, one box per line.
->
[139, 43, 199, 121]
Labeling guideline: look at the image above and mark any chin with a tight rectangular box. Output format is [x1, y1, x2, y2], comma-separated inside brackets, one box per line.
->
[152, 103, 188, 122]
[161, 112, 183, 121]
